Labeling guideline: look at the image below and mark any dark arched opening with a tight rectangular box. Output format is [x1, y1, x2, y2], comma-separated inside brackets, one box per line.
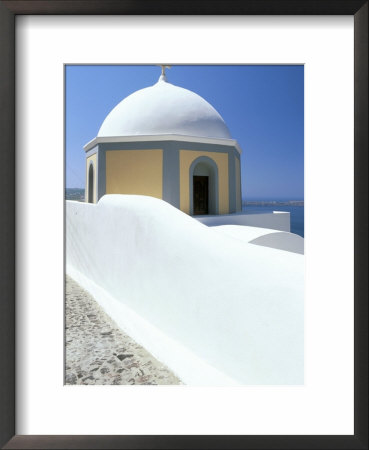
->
[190, 157, 218, 215]
[88, 164, 94, 203]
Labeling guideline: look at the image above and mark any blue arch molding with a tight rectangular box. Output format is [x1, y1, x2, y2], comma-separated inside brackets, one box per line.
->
[189, 156, 219, 215]
[88, 140, 240, 210]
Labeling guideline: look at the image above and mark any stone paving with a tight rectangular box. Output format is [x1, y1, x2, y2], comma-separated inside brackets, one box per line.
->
[65, 275, 182, 385]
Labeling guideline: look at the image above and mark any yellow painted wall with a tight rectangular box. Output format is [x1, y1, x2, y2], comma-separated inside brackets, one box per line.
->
[86, 153, 97, 203]
[179, 150, 229, 214]
[106, 150, 163, 199]
[235, 155, 241, 211]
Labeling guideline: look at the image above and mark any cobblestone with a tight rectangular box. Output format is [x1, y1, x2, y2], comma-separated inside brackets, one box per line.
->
[65, 276, 182, 385]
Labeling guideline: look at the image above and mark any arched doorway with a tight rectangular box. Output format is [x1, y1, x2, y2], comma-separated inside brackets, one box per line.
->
[190, 157, 218, 215]
[88, 163, 94, 203]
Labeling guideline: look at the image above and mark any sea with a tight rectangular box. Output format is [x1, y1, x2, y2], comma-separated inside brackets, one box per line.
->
[65, 189, 305, 237]
[242, 204, 304, 237]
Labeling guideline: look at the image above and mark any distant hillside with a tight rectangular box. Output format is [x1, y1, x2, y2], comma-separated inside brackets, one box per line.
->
[66, 188, 85, 202]
[64, 191, 304, 206]
[243, 200, 304, 207]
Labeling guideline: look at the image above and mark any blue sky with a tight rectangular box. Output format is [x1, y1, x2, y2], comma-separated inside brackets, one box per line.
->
[66, 65, 304, 200]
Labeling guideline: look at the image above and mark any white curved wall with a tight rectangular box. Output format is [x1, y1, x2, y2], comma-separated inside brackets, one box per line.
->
[195, 210, 291, 231]
[213, 225, 304, 254]
[66, 195, 304, 385]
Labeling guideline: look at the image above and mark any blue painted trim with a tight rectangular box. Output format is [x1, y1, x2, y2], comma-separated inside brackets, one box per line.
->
[162, 143, 180, 208]
[97, 146, 106, 201]
[85, 146, 98, 158]
[91, 139, 241, 213]
[99, 141, 168, 152]
[98, 140, 237, 154]
[228, 152, 236, 213]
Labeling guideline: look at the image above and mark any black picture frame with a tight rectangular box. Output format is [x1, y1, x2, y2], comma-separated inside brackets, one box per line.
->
[0, 1, 367, 449]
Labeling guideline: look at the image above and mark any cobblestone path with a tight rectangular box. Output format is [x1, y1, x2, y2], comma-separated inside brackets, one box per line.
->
[65, 276, 182, 385]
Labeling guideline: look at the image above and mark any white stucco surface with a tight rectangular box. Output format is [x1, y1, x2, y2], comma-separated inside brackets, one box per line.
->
[195, 210, 291, 231]
[98, 76, 232, 140]
[213, 225, 304, 254]
[66, 195, 304, 385]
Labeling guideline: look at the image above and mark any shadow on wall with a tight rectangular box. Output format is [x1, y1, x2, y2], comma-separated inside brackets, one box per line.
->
[250, 232, 304, 255]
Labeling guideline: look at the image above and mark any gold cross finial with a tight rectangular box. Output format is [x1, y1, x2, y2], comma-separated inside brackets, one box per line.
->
[157, 64, 171, 78]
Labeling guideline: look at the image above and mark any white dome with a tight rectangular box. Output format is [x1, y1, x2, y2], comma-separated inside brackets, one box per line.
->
[98, 75, 232, 140]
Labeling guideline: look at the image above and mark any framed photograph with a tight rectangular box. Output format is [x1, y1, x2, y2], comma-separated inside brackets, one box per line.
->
[1, 1, 367, 449]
